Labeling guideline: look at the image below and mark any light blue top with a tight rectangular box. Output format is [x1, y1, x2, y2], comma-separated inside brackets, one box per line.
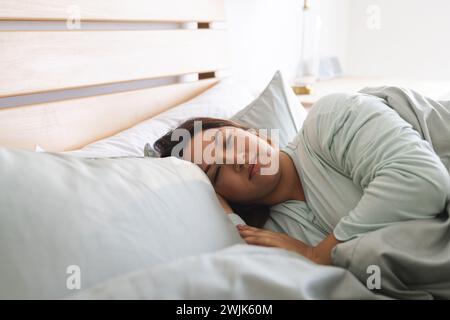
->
[232, 92, 449, 246]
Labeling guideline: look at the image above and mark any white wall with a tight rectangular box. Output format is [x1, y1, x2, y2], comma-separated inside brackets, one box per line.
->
[226, 0, 450, 87]
[317, 0, 350, 71]
[225, 0, 302, 95]
[225, 0, 351, 95]
[345, 0, 450, 80]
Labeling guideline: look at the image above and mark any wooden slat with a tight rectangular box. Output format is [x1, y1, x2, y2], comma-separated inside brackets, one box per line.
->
[0, 0, 225, 22]
[0, 30, 229, 97]
[0, 79, 220, 151]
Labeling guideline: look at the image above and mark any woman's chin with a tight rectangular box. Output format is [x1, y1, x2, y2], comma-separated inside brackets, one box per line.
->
[250, 172, 280, 196]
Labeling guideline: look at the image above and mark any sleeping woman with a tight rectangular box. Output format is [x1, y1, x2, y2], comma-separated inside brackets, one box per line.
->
[153, 93, 449, 266]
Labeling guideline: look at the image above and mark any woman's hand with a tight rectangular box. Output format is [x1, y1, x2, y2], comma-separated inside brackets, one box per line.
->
[237, 224, 340, 265]
[216, 193, 233, 214]
[237, 224, 313, 259]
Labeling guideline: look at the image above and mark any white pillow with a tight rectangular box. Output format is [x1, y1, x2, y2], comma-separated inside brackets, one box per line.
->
[0, 147, 243, 299]
[231, 71, 307, 148]
[66, 71, 307, 158]
[65, 78, 254, 158]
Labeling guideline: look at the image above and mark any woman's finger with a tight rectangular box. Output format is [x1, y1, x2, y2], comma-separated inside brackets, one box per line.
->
[238, 229, 257, 237]
[236, 224, 264, 232]
[237, 224, 273, 235]
[238, 228, 279, 239]
[242, 236, 276, 247]
[243, 235, 288, 248]
[238, 226, 285, 238]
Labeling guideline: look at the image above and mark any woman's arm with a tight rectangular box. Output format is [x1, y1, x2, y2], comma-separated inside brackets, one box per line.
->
[306, 94, 449, 242]
[310, 233, 341, 265]
[237, 224, 340, 265]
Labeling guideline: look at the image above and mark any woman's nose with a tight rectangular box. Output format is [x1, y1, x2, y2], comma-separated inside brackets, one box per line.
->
[233, 155, 248, 173]
[233, 163, 244, 172]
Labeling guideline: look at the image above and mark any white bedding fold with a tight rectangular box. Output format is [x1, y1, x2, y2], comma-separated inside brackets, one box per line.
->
[70, 244, 386, 300]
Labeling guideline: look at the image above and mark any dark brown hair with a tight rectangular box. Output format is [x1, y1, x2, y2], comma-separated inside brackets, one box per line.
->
[154, 117, 270, 228]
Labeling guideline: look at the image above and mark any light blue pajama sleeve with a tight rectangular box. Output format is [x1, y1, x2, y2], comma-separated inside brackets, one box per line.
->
[306, 93, 450, 241]
[264, 200, 329, 246]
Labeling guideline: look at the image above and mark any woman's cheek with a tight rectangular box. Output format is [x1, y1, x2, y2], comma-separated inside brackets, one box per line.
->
[219, 177, 249, 201]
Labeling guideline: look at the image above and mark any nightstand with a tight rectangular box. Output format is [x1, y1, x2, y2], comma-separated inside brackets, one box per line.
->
[296, 76, 450, 108]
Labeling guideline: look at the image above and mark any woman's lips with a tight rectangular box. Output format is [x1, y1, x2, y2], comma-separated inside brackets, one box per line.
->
[248, 163, 258, 180]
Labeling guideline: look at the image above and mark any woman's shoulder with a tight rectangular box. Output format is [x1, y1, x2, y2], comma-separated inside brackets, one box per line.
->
[291, 92, 382, 159]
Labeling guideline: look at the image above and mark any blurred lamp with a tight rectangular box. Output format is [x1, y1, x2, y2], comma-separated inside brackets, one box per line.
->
[293, 0, 322, 95]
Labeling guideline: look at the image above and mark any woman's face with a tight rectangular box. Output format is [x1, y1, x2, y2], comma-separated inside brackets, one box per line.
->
[183, 126, 281, 204]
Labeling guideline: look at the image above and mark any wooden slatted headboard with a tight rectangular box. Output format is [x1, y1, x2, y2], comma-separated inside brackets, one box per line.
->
[0, 0, 228, 151]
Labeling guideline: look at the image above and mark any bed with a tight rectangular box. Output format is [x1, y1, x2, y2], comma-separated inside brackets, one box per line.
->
[1, 0, 449, 300]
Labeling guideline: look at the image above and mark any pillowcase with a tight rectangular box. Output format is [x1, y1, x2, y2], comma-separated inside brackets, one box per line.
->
[66, 71, 307, 158]
[0, 147, 243, 299]
[65, 77, 254, 158]
[231, 71, 307, 148]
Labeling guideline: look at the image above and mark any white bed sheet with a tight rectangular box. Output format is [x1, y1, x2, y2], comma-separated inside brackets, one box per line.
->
[70, 244, 387, 300]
